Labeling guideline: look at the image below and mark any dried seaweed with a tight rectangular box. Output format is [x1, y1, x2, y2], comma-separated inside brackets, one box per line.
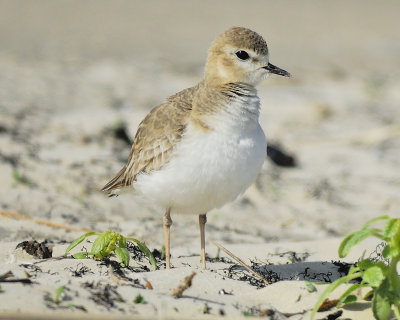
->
[16, 240, 52, 259]
[101, 258, 147, 284]
[65, 263, 94, 277]
[270, 251, 310, 263]
[81, 282, 125, 310]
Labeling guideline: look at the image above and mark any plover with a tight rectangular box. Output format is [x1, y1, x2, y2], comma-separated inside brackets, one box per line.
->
[102, 27, 290, 269]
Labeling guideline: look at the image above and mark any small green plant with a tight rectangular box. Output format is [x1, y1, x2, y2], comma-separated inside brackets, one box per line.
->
[305, 280, 317, 293]
[312, 216, 400, 320]
[242, 310, 254, 317]
[44, 286, 66, 305]
[202, 303, 211, 314]
[54, 286, 66, 305]
[161, 245, 166, 261]
[44, 286, 86, 311]
[65, 231, 157, 270]
[12, 170, 33, 186]
[133, 294, 145, 304]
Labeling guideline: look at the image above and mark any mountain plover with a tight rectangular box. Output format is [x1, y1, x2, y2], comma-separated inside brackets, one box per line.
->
[102, 27, 290, 269]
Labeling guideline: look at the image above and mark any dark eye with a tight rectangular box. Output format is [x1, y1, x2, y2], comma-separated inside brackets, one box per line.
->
[235, 50, 250, 61]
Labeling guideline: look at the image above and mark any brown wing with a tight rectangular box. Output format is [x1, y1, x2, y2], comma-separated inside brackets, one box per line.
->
[101, 85, 197, 195]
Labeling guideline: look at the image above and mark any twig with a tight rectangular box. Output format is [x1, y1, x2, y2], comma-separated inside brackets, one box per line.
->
[0, 271, 14, 280]
[170, 271, 196, 298]
[212, 240, 269, 286]
[0, 211, 90, 232]
[0, 270, 33, 284]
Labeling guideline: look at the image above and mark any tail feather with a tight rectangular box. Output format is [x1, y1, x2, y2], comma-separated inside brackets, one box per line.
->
[101, 166, 128, 196]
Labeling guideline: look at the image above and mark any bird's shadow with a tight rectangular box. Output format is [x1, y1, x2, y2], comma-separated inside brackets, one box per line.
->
[222, 260, 357, 288]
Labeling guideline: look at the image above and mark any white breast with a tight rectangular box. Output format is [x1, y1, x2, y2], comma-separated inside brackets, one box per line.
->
[134, 98, 267, 215]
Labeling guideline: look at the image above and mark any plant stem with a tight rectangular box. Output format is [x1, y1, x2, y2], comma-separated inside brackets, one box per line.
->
[389, 254, 400, 320]
[393, 304, 400, 320]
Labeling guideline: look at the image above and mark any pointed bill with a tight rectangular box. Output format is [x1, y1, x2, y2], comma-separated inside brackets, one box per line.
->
[264, 63, 291, 77]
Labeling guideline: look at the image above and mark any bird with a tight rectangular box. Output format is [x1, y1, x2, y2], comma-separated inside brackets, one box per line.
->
[101, 27, 290, 269]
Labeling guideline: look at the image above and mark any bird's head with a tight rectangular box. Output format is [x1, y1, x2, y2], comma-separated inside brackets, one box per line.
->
[205, 27, 290, 86]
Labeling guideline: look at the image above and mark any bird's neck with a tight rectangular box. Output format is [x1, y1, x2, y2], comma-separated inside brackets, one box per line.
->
[191, 81, 260, 128]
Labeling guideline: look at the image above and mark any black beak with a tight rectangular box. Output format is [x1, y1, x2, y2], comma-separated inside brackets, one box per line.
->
[263, 63, 291, 77]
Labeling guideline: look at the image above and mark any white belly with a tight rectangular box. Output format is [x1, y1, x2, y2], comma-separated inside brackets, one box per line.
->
[134, 118, 267, 214]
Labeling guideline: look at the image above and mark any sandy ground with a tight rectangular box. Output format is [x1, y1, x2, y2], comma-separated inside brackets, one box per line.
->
[1, 0, 400, 319]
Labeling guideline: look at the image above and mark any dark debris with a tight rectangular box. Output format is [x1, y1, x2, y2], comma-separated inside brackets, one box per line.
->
[270, 251, 310, 263]
[331, 261, 361, 283]
[126, 242, 164, 270]
[101, 258, 146, 286]
[65, 263, 94, 277]
[226, 264, 276, 289]
[207, 255, 235, 264]
[81, 282, 125, 310]
[126, 241, 147, 261]
[298, 266, 334, 283]
[16, 240, 53, 259]
[267, 143, 297, 167]
[240, 305, 293, 319]
[112, 123, 132, 146]
[318, 309, 342, 320]
[0, 271, 34, 284]
[0, 151, 19, 167]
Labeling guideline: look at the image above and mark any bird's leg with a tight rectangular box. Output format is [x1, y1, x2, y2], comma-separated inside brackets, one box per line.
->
[199, 213, 207, 269]
[163, 208, 172, 269]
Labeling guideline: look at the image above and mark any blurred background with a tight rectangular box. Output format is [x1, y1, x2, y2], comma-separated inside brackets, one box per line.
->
[0, 1, 399, 249]
[1, 1, 400, 74]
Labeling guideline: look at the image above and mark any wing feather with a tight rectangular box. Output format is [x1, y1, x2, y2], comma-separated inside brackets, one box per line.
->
[101, 85, 197, 195]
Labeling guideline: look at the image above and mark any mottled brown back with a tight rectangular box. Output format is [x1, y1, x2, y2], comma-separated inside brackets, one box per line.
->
[101, 84, 200, 194]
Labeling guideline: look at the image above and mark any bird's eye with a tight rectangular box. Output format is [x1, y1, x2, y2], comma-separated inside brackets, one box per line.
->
[235, 50, 250, 61]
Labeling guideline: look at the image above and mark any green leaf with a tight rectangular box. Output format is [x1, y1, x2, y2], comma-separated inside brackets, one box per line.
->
[382, 245, 391, 259]
[339, 228, 381, 258]
[341, 294, 357, 305]
[65, 231, 98, 255]
[337, 283, 366, 306]
[72, 252, 89, 259]
[115, 247, 130, 267]
[362, 216, 389, 229]
[119, 235, 127, 248]
[358, 258, 374, 270]
[12, 170, 33, 186]
[12, 170, 20, 181]
[91, 231, 114, 256]
[161, 245, 166, 260]
[304, 280, 317, 293]
[383, 240, 400, 260]
[372, 279, 392, 320]
[104, 235, 118, 256]
[363, 265, 386, 286]
[54, 286, 65, 305]
[127, 238, 157, 270]
[311, 272, 363, 319]
[363, 289, 374, 301]
[134, 294, 145, 304]
[383, 218, 400, 238]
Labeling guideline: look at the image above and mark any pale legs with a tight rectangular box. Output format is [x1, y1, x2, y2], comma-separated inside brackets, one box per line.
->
[199, 213, 207, 269]
[163, 208, 172, 269]
[163, 210, 207, 269]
